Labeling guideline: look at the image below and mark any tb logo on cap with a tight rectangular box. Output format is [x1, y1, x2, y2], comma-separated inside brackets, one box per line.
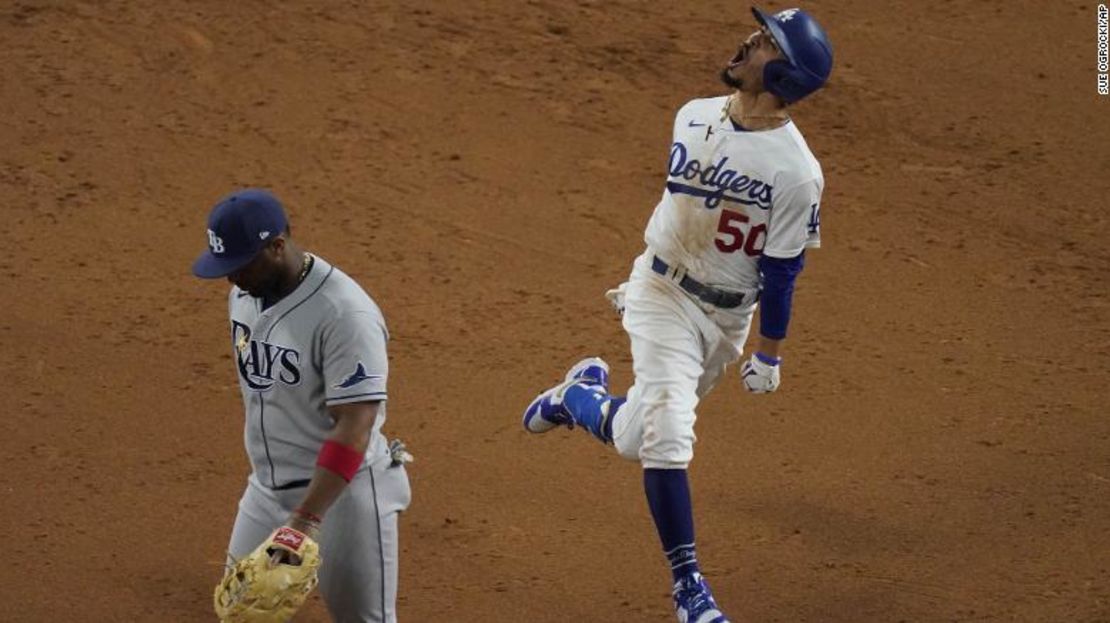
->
[207, 229, 226, 254]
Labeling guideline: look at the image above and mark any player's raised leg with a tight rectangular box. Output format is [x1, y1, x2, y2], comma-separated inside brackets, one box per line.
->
[521, 356, 612, 435]
[522, 272, 731, 622]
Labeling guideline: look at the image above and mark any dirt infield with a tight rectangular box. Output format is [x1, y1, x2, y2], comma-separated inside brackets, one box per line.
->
[2, 1, 1109, 621]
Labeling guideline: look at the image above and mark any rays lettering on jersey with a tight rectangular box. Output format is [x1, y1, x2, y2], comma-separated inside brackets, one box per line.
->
[231, 320, 302, 391]
[667, 142, 774, 210]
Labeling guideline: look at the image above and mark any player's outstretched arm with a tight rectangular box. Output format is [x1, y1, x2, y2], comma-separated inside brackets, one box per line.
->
[742, 253, 806, 394]
[285, 401, 380, 537]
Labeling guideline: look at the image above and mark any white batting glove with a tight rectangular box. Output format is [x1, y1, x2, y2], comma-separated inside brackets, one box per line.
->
[741, 352, 781, 394]
[604, 283, 628, 317]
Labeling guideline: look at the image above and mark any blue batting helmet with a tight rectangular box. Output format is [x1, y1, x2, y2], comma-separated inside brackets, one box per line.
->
[751, 7, 833, 103]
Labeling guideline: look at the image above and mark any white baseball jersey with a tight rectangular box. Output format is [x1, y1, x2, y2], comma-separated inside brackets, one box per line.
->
[227, 254, 391, 488]
[644, 96, 824, 291]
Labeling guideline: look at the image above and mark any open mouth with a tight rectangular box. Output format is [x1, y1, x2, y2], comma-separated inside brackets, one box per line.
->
[730, 43, 751, 67]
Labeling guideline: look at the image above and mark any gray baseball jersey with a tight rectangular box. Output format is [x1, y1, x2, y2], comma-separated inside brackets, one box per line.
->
[228, 254, 390, 487]
[224, 253, 410, 622]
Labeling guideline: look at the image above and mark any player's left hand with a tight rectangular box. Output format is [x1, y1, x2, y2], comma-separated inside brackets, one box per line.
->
[270, 510, 321, 564]
[214, 526, 322, 622]
[741, 352, 781, 393]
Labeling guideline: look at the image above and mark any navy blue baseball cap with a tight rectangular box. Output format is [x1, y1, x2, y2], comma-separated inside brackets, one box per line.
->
[751, 7, 833, 103]
[192, 188, 288, 279]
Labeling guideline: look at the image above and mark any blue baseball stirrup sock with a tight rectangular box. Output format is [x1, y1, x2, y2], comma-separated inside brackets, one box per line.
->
[562, 385, 624, 443]
[644, 468, 700, 582]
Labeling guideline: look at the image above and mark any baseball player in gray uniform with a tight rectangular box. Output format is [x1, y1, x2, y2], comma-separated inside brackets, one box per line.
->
[522, 8, 833, 623]
[193, 188, 411, 623]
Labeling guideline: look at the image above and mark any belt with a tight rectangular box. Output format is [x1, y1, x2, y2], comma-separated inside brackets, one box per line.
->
[272, 478, 311, 491]
[651, 256, 753, 309]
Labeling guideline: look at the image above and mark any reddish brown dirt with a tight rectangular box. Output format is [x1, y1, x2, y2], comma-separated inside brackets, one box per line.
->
[3, 1, 1109, 621]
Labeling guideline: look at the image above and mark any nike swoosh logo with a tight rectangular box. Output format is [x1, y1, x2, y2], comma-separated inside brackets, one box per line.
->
[688, 120, 707, 128]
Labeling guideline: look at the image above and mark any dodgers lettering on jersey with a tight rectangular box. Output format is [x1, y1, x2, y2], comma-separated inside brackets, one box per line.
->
[666, 142, 774, 210]
[227, 255, 392, 489]
[644, 96, 824, 291]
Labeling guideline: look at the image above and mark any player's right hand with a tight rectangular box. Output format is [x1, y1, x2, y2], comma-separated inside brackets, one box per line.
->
[741, 352, 781, 393]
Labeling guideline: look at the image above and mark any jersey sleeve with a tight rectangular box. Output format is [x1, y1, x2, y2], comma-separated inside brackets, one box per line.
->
[763, 178, 823, 259]
[321, 310, 389, 406]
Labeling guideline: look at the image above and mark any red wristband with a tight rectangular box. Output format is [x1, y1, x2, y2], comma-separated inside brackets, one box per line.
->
[317, 440, 363, 482]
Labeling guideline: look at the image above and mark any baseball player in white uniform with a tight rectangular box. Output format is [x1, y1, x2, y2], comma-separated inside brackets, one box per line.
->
[193, 188, 411, 622]
[522, 8, 833, 622]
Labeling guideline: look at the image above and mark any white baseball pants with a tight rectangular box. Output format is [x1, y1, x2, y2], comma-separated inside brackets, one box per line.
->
[611, 251, 756, 469]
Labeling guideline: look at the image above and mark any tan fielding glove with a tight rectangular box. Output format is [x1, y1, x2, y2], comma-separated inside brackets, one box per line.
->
[214, 526, 322, 623]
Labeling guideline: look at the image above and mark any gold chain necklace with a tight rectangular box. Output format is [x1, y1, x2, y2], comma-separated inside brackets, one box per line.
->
[297, 252, 312, 283]
[720, 94, 789, 127]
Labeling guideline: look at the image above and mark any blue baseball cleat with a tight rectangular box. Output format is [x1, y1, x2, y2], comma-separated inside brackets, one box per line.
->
[673, 572, 730, 623]
[522, 357, 610, 433]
